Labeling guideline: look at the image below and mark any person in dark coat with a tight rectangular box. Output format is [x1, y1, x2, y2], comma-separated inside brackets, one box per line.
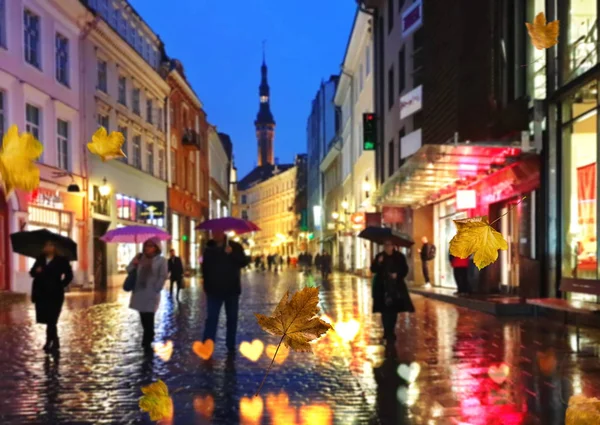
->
[168, 249, 184, 299]
[202, 231, 251, 353]
[320, 251, 332, 280]
[370, 240, 414, 344]
[449, 254, 470, 295]
[315, 253, 322, 271]
[30, 240, 74, 354]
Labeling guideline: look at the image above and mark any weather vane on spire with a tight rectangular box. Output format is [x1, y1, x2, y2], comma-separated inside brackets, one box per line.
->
[262, 40, 266, 63]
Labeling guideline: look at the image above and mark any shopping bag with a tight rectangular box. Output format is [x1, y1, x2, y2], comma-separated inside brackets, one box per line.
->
[123, 269, 137, 292]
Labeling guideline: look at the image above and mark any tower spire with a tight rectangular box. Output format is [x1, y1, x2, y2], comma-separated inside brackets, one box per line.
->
[255, 43, 275, 167]
[262, 39, 266, 65]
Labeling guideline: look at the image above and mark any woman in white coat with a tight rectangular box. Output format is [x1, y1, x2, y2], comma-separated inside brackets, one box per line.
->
[127, 237, 168, 352]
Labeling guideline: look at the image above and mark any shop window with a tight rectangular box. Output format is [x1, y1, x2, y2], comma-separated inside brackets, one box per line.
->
[116, 194, 137, 221]
[565, 0, 598, 82]
[561, 80, 599, 287]
[92, 185, 110, 215]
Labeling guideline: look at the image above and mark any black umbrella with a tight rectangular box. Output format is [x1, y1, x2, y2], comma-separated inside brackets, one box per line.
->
[10, 229, 78, 261]
[358, 226, 414, 248]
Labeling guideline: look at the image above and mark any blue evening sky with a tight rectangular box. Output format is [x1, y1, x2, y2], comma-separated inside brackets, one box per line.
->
[128, 0, 356, 178]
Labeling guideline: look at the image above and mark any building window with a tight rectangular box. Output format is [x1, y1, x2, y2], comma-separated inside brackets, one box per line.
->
[388, 139, 395, 177]
[118, 76, 127, 105]
[132, 135, 141, 168]
[157, 108, 163, 131]
[187, 158, 194, 191]
[565, 0, 598, 82]
[118, 125, 128, 163]
[388, 65, 395, 110]
[24, 10, 40, 68]
[57, 119, 69, 170]
[561, 79, 599, 290]
[0, 91, 4, 143]
[398, 128, 405, 166]
[171, 149, 177, 185]
[398, 48, 405, 94]
[55, 33, 69, 86]
[365, 45, 371, 76]
[413, 27, 424, 87]
[158, 148, 165, 180]
[387, 0, 394, 33]
[146, 99, 153, 123]
[97, 60, 107, 92]
[0, 0, 6, 48]
[97, 114, 109, 131]
[146, 140, 154, 175]
[25, 104, 41, 141]
[241, 195, 247, 205]
[132, 88, 140, 115]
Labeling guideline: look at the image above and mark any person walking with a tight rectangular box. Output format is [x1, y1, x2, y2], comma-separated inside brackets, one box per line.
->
[418, 236, 436, 286]
[168, 249, 184, 300]
[30, 241, 74, 354]
[315, 253, 322, 273]
[321, 251, 332, 280]
[202, 230, 250, 354]
[127, 237, 168, 353]
[449, 254, 470, 295]
[370, 241, 414, 345]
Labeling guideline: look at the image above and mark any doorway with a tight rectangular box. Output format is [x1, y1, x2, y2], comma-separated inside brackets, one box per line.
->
[93, 219, 110, 290]
[499, 203, 520, 293]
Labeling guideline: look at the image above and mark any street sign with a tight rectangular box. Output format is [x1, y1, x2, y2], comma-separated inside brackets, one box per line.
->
[363, 113, 376, 151]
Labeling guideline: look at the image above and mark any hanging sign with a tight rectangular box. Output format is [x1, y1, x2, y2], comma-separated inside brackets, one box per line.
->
[382, 206, 405, 224]
[138, 201, 165, 219]
[456, 190, 477, 210]
[402, 0, 423, 39]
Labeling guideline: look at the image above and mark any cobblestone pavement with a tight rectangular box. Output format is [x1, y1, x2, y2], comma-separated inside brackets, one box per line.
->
[1, 269, 599, 424]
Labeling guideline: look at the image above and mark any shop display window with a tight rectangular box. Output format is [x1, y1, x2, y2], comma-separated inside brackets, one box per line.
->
[561, 80, 599, 301]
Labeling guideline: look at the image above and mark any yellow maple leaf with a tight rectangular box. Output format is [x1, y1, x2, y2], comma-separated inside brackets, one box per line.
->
[565, 395, 600, 425]
[87, 126, 126, 161]
[0, 125, 43, 196]
[525, 12, 559, 50]
[449, 216, 508, 270]
[254, 287, 332, 395]
[139, 380, 173, 421]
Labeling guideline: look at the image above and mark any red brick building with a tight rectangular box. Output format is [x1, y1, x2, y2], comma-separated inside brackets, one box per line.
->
[165, 59, 209, 272]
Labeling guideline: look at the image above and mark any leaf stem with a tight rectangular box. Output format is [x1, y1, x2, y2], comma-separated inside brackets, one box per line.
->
[489, 196, 526, 226]
[255, 335, 285, 397]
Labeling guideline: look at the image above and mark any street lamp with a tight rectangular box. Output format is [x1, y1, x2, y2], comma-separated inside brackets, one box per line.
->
[341, 199, 349, 211]
[362, 177, 371, 198]
[332, 211, 340, 220]
[98, 177, 111, 197]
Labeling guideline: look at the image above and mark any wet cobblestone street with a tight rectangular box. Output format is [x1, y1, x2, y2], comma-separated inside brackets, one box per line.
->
[1, 270, 599, 424]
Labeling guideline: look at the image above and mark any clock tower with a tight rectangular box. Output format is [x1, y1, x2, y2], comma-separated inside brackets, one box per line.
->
[255, 48, 275, 166]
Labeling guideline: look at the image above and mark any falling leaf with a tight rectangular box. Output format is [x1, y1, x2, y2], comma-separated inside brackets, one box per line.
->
[193, 394, 214, 418]
[254, 287, 333, 395]
[449, 216, 508, 270]
[239, 339, 265, 362]
[0, 125, 43, 196]
[87, 126, 126, 161]
[566, 395, 600, 425]
[139, 380, 173, 422]
[526, 12, 559, 50]
[154, 340, 173, 362]
[487, 363, 510, 385]
[265, 344, 289, 365]
[192, 340, 214, 360]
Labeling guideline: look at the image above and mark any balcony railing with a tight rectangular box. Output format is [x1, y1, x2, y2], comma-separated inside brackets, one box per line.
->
[182, 129, 201, 149]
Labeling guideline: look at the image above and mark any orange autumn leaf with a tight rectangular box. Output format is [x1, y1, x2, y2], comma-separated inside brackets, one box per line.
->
[139, 380, 173, 421]
[526, 12, 559, 50]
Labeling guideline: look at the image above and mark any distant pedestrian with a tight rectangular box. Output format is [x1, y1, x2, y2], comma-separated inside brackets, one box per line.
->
[418, 236, 436, 286]
[279, 255, 285, 269]
[267, 254, 273, 271]
[370, 240, 414, 344]
[168, 249, 184, 300]
[315, 253, 322, 272]
[321, 251, 332, 280]
[30, 241, 74, 354]
[449, 254, 470, 295]
[287, 256, 291, 267]
[127, 237, 168, 353]
[202, 231, 250, 354]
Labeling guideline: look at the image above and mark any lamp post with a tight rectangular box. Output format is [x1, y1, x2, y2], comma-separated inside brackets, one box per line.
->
[98, 177, 111, 197]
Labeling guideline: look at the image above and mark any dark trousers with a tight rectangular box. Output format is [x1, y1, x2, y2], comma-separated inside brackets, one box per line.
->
[421, 260, 431, 283]
[381, 308, 398, 340]
[139, 312, 155, 347]
[46, 323, 58, 344]
[170, 277, 182, 295]
[453, 267, 470, 293]
[203, 294, 239, 351]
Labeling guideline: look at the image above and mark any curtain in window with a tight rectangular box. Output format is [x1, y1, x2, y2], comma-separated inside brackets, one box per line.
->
[577, 162, 597, 241]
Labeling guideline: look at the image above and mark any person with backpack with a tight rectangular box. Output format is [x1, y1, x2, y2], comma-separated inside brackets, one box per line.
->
[419, 236, 436, 286]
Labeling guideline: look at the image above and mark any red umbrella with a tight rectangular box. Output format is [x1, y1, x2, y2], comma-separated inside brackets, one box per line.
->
[195, 217, 260, 235]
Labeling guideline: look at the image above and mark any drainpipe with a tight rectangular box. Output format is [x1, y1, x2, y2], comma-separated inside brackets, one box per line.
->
[79, 13, 101, 289]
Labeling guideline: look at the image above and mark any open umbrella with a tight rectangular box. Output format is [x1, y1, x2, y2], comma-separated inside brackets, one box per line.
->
[358, 226, 414, 248]
[100, 225, 171, 243]
[11, 229, 78, 261]
[195, 217, 260, 235]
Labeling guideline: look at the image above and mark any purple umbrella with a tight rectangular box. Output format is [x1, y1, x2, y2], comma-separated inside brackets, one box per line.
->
[100, 225, 171, 243]
[195, 217, 260, 235]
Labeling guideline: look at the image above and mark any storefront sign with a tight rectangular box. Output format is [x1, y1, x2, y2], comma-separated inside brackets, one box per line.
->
[382, 207, 404, 224]
[168, 188, 201, 217]
[138, 201, 165, 219]
[400, 129, 422, 159]
[456, 190, 476, 210]
[30, 188, 64, 210]
[365, 212, 382, 227]
[399, 85, 422, 120]
[351, 212, 365, 230]
[402, 0, 423, 39]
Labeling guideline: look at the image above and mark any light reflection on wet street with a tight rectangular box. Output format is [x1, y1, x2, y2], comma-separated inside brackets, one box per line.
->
[0, 270, 598, 424]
